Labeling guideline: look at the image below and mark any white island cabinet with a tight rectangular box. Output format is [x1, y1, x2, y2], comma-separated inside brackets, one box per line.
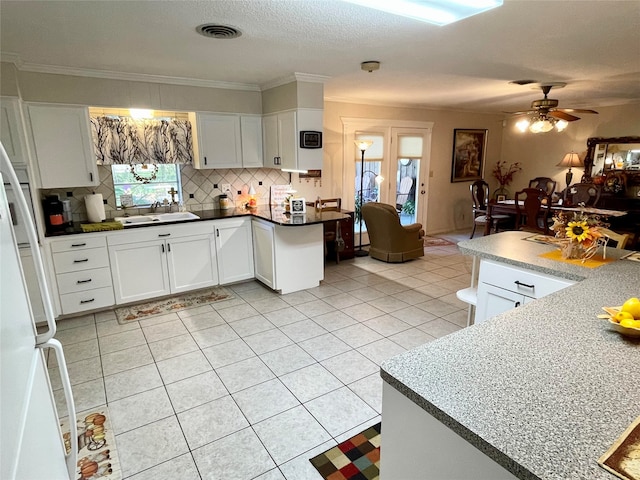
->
[108, 222, 217, 304]
[213, 217, 254, 284]
[474, 258, 574, 324]
[252, 218, 324, 293]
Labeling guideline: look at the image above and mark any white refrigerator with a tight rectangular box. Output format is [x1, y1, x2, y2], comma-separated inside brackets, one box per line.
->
[0, 143, 77, 479]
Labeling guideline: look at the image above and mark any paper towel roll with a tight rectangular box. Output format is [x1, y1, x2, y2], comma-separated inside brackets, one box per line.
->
[85, 194, 106, 223]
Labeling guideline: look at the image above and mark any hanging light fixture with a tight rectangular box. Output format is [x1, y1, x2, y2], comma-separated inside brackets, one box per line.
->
[518, 115, 569, 134]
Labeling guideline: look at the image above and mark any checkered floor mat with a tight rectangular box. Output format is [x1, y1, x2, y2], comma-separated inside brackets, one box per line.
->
[309, 423, 381, 480]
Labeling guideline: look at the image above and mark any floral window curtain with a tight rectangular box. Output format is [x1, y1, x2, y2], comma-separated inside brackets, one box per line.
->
[90, 116, 194, 165]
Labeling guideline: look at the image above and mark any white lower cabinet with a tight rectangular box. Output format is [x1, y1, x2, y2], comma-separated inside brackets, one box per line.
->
[108, 223, 217, 305]
[49, 234, 115, 315]
[214, 218, 254, 284]
[475, 259, 574, 324]
[252, 218, 276, 289]
[252, 218, 323, 294]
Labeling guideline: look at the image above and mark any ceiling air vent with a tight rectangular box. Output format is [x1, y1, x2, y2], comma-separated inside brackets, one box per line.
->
[196, 24, 242, 39]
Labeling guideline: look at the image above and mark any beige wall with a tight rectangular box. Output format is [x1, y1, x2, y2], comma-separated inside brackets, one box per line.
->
[0, 62, 20, 96]
[12, 69, 262, 113]
[292, 101, 504, 234]
[501, 103, 640, 195]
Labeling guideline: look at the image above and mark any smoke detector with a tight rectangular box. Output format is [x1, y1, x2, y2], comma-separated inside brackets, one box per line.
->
[196, 24, 242, 39]
[361, 61, 381, 73]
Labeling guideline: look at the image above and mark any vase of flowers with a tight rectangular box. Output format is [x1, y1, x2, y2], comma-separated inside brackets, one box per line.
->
[550, 211, 604, 260]
[491, 161, 522, 199]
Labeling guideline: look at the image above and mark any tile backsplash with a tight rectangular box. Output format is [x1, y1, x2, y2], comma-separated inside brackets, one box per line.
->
[40, 165, 290, 223]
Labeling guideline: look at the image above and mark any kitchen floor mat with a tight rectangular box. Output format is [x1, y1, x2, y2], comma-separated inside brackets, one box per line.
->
[115, 286, 234, 324]
[60, 405, 122, 480]
[310, 422, 381, 480]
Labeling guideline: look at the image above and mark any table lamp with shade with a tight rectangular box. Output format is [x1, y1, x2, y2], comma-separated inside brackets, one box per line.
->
[557, 152, 583, 188]
[354, 139, 373, 257]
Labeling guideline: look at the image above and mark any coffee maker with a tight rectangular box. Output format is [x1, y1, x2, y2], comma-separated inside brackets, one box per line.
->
[42, 195, 65, 233]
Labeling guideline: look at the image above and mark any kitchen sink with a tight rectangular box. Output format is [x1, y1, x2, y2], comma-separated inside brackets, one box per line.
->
[114, 212, 200, 226]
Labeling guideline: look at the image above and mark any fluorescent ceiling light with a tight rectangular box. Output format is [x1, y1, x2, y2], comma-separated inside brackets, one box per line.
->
[341, 0, 503, 26]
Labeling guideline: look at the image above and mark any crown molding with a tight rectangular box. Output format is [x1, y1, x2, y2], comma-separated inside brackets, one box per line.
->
[261, 72, 330, 91]
[0, 54, 261, 91]
[1, 52, 23, 66]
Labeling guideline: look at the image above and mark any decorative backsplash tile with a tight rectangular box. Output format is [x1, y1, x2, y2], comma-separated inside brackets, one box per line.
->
[40, 165, 290, 223]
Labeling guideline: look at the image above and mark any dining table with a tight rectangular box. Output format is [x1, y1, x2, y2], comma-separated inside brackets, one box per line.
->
[484, 199, 627, 236]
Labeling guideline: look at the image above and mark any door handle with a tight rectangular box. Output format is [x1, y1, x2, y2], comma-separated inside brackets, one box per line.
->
[158, 233, 171, 237]
[71, 242, 87, 247]
[204, 156, 207, 165]
[514, 280, 535, 289]
[167, 243, 171, 252]
[80, 298, 95, 304]
[73, 258, 89, 263]
[76, 279, 92, 284]
[161, 244, 165, 253]
[515, 301, 521, 308]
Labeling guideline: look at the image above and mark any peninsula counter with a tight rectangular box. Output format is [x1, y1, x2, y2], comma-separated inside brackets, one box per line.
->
[380, 231, 639, 479]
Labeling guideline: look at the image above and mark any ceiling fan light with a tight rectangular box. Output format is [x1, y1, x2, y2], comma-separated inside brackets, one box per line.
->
[516, 119, 530, 132]
[555, 119, 569, 132]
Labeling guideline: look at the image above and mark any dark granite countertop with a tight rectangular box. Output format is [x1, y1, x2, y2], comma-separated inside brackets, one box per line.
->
[381, 231, 640, 480]
[45, 206, 350, 237]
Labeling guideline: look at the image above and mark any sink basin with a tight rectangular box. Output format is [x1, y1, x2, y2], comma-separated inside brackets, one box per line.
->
[154, 212, 200, 222]
[114, 212, 200, 226]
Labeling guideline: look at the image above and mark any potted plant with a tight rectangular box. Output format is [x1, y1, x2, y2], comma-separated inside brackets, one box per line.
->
[492, 160, 522, 199]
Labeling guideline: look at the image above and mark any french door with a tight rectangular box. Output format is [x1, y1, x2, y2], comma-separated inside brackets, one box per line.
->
[342, 119, 433, 244]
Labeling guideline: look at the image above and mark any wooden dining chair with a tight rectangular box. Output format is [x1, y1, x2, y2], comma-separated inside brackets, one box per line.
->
[563, 183, 601, 207]
[599, 228, 630, 249]
[515, 188, 552, 234]
[315, 198, 344, 263]
[470, 180, 510, 238]
[528, 177, 557, 196]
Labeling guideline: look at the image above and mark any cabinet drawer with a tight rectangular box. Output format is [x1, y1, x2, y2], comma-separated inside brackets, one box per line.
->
[56, 267, 112, 295]
[59, 287, 114, 315]
[107, 222, 214, 246]
[50, 235, 106, 253]
[52, 247, 109, 274]
[479, 259, 574, 299]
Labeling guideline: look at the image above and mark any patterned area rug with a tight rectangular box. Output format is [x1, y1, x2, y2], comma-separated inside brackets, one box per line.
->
[310, 423, 381, 480]
[424, 236, 455, 247]
[115, 286, 234, 324]
[60, 406, 122, 480]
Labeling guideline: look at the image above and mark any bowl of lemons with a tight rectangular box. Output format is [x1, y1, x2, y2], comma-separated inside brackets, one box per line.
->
[601, 297, 640, 338]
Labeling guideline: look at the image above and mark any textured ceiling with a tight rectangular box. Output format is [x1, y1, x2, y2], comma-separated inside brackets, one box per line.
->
[1, 0, 639, 114]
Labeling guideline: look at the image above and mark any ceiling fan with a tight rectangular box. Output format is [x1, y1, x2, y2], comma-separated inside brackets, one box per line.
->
[510, 82, 598, 133]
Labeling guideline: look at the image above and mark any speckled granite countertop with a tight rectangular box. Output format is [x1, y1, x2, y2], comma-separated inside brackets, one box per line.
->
[381, 231, 640, 480]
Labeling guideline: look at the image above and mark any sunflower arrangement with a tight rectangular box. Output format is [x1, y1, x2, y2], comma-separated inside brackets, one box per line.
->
[550, 211, 607, 260]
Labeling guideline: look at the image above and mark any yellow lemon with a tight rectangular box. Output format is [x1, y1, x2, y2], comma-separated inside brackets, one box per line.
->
[621, 297, 640, 319]
[613, 311, 634, 323]
[619, 318, 638, 329]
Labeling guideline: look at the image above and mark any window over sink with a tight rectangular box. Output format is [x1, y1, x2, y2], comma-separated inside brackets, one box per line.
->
[111, 164, 182, 207]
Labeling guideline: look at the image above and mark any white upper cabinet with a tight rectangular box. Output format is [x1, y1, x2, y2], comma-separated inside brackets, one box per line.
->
[191, 112, 242, 169]
[191, 112, 263, 169]
[262, 109, 323, 171]
[240, 115, 263, 168]
[27, 104, 98, 188]
[263, 110, 297, 170]
[0, 97, 29, 168]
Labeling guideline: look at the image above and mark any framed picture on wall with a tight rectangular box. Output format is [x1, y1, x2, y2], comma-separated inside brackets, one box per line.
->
[451, 129, 487, 183]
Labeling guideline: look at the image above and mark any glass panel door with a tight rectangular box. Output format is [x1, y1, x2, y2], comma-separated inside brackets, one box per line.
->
[391, 129, 429, 228]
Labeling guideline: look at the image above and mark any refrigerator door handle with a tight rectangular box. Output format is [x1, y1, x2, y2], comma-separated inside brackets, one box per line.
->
[0, 144, 58, 344]
[38, 339, 78, 480]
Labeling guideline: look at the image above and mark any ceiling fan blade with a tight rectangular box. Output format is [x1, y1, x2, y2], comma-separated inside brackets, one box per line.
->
[505, 110, 535, 116]
[549, 110, 580, 122]
[555, 108, 599, 114]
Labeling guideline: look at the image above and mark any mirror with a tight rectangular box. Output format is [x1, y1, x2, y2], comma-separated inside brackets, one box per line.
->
[585, 136, 640, 179]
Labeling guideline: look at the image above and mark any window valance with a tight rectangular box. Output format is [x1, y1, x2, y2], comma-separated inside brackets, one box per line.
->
[90, 116, 194, 165]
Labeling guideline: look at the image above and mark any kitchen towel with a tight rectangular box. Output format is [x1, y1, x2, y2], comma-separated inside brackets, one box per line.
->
[85, 193, 106, 223]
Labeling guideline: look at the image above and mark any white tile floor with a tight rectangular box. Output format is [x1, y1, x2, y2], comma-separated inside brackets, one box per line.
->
[49, 233, 473, 480]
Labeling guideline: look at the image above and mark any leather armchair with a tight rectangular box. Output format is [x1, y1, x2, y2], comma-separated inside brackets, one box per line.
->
[361, 202, 425, 262]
